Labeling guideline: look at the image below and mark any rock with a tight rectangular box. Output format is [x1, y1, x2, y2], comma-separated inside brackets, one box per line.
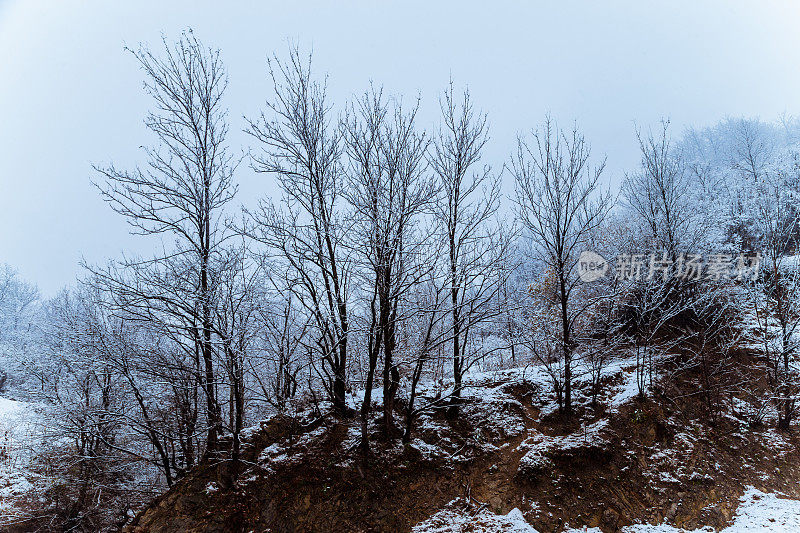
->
[490, 495, 504, 510]
[602, 507, 620, 528]
[517, 450, 555, 480]
[666, 502, 678, 521]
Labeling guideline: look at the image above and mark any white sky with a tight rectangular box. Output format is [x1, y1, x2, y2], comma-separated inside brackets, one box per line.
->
[2, 0, 800, 294]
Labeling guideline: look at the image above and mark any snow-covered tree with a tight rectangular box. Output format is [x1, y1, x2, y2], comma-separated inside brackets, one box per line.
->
[512, 117, 612, 417]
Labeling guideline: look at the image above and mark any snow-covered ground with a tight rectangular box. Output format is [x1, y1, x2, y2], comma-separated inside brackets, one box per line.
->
[411, 502, 538, 533]
[413, 488, 800, 532]
[623, 488, 800, 532]
[0, 396, 44, 522]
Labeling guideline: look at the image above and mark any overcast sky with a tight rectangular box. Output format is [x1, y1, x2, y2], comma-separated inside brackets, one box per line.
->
[2, 0, 800, 295]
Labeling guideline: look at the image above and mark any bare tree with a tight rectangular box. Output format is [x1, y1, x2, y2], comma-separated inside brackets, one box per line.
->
[619, 121, 713, 400]
[213, 245, 262, 483]
[400, 271, 450, 443]
[341, 87, 435, 443]
[249, 284, 310, 414]
[665, 286, 742, 425]
[622, 120, 703, 263]
[92, 31, 237, 454]
[37, 283, 197, 530]
[430, 82, 504, 415]
[245, 46, 352, 415]
[69, 279, 204, 487]
[0, 265, 39, 392]
[512, 117, 611, 417]
[730, 118, 774, 184]
[748, 169, 800, 429]
[41, 288, 124, 524]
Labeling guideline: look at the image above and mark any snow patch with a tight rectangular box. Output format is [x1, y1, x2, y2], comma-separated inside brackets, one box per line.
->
[415, 489, 800, 532]
[412, 500, 537, 532]
[622, 487, 800, 532]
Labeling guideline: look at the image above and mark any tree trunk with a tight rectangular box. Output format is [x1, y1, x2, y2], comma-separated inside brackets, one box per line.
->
[449, 270, 463, 418]
[560, 272, 572, 417]
[382, 289, 399, 435]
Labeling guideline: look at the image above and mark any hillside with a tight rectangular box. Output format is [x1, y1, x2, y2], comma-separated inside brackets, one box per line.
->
[124, 343, 800, 532]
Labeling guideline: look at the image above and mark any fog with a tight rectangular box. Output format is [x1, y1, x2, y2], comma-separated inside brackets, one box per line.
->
[2, 0, 800, 293]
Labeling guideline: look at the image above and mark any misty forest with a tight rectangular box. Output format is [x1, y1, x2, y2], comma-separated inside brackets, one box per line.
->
[5, 29, 800, 533]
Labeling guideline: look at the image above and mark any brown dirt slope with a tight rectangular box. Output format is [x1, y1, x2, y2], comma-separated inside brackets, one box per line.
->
[127, 355, 800, 533]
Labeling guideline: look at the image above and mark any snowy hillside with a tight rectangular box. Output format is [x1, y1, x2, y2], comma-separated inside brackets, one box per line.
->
[0, 397, 45, 526]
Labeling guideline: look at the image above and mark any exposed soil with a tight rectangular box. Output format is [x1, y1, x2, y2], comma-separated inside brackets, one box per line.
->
[126, 353, 800, 532]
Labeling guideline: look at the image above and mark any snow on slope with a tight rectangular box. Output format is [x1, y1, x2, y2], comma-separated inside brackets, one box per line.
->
[413, 488, 800, 532]
[624, 487, 800, 532]
[0, 397, 44, 520]
[411, 501, 540, 533]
